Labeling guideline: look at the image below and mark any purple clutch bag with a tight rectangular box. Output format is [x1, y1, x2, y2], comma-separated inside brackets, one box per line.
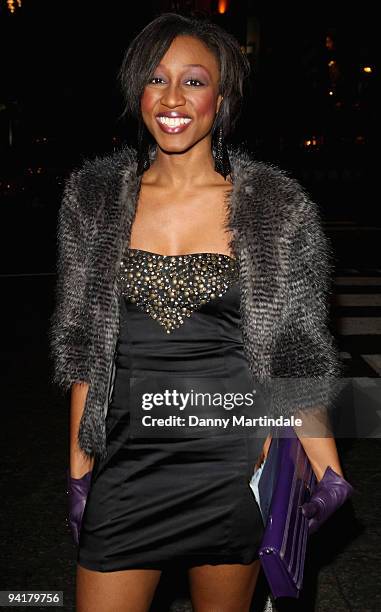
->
[258, 427, 317, 599]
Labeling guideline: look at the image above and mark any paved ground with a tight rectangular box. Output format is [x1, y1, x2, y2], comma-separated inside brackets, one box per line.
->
[1, 253, 380, 610]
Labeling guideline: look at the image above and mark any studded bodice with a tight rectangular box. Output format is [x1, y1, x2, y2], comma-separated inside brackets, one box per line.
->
[119, 248, 239, 334]
[111, 246, 254, 390]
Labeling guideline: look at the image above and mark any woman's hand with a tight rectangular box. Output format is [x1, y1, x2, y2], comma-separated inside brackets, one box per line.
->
[66, 467, 93, 546]
[296, 433, 354, 533]
[302, 465, 354, 534]
[67, 382, 94, 545]
[255, 429, 354, 533]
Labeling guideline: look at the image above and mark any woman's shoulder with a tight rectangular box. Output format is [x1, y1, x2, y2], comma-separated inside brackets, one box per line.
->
[229, 145, 319, 226]
[68, 144, 138, 186]
[61, 145, 138, 219]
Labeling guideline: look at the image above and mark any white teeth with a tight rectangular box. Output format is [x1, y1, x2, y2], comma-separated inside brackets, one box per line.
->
[157, 116, 192, 127]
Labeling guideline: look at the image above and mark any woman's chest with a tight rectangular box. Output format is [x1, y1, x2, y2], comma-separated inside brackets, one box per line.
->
[128, 185, 235, 257]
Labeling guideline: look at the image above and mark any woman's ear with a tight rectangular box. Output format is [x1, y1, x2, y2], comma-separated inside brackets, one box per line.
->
[216, 94, 223, 115]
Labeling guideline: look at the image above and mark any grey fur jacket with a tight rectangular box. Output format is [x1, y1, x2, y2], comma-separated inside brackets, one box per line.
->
[49, 145, 342, 459]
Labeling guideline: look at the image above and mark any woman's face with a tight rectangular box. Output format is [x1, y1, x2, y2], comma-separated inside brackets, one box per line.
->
[141, 35, 223, 153]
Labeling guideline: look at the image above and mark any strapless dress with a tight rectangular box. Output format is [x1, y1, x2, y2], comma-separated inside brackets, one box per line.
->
[77, 248, 266, 571]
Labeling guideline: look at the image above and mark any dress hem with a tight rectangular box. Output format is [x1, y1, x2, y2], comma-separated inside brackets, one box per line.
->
[77, 551, 260, 573]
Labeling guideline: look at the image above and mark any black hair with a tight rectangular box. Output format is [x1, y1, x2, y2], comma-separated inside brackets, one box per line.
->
[118, 12, 250, 138]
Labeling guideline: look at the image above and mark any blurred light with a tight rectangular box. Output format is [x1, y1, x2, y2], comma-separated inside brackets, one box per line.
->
[326, 35, 334, 50]
[303, 136, 318, 147]
[328, 90, 334, 96]
[328, 60, 336, 67]
[7, 0, 22, 13]
[27, 167, 44, 175]
[302, 135, 324, 150]
[363, 66, 373, 73]
[218, 0, 228, 14]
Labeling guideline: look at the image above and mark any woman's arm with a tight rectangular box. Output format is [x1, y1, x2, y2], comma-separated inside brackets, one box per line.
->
[285, 194, 344, 482]
[295, 404, 344, 481]
[255, 434, 272, 470]
[69, 382, 94, 477]
[257, 433, 343, 481]
[265, 185, 346, 482]
[49, 169, 95, 393]
[297, 436, 343, 481]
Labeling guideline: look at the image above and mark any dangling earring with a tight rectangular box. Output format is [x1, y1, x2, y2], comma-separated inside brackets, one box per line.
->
[213, 125, 231, 180]
[136, 119, 151, 176]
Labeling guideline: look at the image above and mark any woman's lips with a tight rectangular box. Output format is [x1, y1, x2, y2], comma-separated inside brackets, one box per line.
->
[155, 115, 192, 134]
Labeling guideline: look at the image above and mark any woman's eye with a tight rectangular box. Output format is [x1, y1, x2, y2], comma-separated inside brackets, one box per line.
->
[148, 77, 205, 87]
[149, 77, 165, 84]
[185, 78, 204, 87]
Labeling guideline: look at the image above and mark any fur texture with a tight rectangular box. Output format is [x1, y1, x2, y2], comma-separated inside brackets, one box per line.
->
[49, 145, 342, 459]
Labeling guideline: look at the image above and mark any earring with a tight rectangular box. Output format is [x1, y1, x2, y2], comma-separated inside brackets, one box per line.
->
[213, 125, 231, 180]
[136, 119, 151, 176]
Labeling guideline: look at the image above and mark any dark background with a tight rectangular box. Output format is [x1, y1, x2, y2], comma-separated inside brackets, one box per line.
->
[0, 1, 380, 611]
[0, 1, 378, 275]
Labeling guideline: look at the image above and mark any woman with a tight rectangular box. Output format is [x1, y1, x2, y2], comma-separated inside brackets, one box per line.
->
[50, 12, 353, 612]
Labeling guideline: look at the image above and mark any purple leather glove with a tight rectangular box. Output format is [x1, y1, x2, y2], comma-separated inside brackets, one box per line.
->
[302, 466, 354, 534]
[66, 468, 92, 546]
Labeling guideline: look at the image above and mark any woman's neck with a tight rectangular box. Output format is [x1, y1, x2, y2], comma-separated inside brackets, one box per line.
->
[143, 138, 226, 190]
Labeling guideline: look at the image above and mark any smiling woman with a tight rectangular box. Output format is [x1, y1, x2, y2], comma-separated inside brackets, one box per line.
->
[50, 10, 353, 612]
[140, 37, 223, 146]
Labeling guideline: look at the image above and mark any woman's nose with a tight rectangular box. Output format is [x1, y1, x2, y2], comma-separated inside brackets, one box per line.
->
[160, 84, 186, 108]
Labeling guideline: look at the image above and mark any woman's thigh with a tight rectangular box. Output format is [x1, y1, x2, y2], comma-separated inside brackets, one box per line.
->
[76, 563, 162, 612]
[187, 560, 261, 612]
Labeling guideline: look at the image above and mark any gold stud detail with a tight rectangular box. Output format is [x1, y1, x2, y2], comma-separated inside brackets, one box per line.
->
[119, 249, 238, 333]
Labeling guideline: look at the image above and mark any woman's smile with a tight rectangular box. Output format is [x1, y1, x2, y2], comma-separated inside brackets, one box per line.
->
[156, 111, 193, 134]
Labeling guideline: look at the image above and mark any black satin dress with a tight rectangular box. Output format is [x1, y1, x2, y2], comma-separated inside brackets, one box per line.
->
[77, 248, 265, 572]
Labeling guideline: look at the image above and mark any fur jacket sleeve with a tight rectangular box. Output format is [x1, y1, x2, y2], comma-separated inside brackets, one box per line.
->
[49, 169, 96, 389]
